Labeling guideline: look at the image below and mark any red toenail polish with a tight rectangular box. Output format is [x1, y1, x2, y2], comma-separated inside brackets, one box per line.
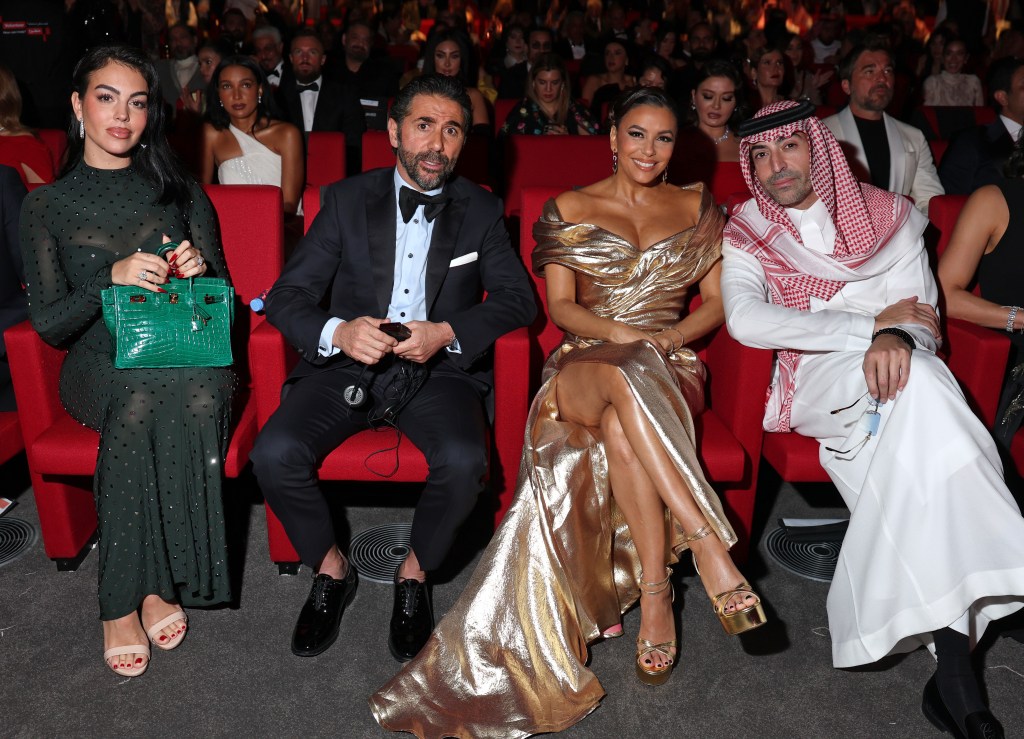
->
[159, 635, 167, 641]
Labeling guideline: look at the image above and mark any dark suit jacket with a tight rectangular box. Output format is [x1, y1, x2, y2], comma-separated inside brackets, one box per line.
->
[276, 73, 366, 174]
[498, 62, 528, 100]
[939, 119, 1015, 195]
[265, 168, 536, 391]
[0, 165, 28, 356]
[155, 58, 205, 108]
[277, 74, 366, 142]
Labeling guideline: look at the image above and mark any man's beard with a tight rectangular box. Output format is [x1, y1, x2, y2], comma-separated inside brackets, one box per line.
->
[762, 169, 814, 207]
[859, 86, 894, 112]
[397, 135, 456, 191]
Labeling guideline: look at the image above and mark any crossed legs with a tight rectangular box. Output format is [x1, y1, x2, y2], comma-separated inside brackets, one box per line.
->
[556, 362, 756, 670]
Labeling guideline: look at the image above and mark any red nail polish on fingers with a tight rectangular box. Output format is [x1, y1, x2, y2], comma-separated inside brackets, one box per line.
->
[169, 254, 178, 264]
[157, 288, 168, 293]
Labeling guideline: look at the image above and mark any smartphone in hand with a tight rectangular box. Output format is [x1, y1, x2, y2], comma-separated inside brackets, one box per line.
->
[379, 322, 412, 341]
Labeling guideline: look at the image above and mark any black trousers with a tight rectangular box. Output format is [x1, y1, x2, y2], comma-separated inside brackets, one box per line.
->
[250, 360, 489, 572]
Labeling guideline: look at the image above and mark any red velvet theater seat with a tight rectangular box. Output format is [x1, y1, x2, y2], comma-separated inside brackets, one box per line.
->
[519, 187, 773, 561]
[5, 185, 283, 570]
[306, 132, 346, 186]
[503, 136, 612, 218]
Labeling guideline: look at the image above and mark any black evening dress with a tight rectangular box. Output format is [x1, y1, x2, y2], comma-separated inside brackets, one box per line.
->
[978, 179, 1024, 449]
[20, 161, 236, 620]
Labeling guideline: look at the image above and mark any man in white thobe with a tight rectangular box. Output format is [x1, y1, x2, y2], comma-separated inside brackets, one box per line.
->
[722, 100, 1024, 739]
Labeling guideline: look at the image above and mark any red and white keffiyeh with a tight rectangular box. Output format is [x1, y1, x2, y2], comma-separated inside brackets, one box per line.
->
[724, 100, 913, 432]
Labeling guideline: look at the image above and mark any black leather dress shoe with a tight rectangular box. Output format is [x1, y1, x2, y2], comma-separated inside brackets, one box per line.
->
[291, 565, 358, 657]
[922, 674, 1005, 739]
[388, 576, 434, 662]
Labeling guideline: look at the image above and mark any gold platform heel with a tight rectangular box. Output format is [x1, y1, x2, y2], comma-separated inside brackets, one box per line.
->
[635, 567, 677, 686]
[687, 524, 767, 636]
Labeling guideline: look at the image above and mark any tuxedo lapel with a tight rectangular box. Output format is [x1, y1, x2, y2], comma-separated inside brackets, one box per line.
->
[424, 188, 467, 311]
[367, 176, 397, 315]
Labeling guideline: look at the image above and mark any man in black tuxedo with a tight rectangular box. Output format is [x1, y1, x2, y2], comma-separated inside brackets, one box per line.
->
[276, 28, 365, 175]
[498, 26, 554, 99]
[251, 74, 536, 662]
[939, 57, 1024, 195]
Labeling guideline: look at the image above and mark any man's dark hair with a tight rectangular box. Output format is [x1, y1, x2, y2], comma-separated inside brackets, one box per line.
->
[527, 25, 554, 44]
[837, 41, 892, 82]
[987, 57, 1024, 112]
[290, 27, 323, 50]
[389, 73, 472, 132]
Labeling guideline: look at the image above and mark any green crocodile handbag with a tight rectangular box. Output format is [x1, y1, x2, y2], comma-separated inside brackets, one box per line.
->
[101, 274, 235, 369]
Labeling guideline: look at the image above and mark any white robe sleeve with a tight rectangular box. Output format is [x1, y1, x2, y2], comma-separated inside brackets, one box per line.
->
[721, 246, 875, 352]
[722, 237, 941, 354]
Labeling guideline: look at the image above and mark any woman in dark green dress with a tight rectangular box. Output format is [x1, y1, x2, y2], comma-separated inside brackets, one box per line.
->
[19, 45, 235, 677]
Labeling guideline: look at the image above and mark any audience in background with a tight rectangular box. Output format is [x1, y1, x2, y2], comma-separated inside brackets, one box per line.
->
[784, 32, 831, 105]
[276, 28, 364, 175]
[582, 38, 635, 107]
[252, 25, 286, 89]
[748, 45, 788, 109]
[922, 37, 983, 106]
[501, 53, 598, 136]
[419, 29, 490, 131]
[156, 23, 205, 110]
[0, 65, 55, 186]
[202, 56, 303, 215]
[823, 43, 943, 214]
[940, 57, 1024, 195]
[499, 25, 554, 99]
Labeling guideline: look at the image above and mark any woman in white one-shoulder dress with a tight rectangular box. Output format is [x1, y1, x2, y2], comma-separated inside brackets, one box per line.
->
[200, 55, 303, 215]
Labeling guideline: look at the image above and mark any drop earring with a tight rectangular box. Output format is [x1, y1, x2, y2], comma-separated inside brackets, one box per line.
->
[258, 93, 263, 105]
[79, 118, 84, 138]
[662, 169, 668, 184]
[690, 101, 696, 110]
[612, 152, 618, 174]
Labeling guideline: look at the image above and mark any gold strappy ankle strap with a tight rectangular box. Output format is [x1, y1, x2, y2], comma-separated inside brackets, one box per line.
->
[639, 566, 672, 595]
[683, 523, 712, 544]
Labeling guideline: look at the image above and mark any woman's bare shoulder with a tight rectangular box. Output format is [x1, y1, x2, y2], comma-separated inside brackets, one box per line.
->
[554, 181, 614, 222]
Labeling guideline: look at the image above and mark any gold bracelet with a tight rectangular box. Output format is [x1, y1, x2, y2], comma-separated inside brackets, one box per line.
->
[662, 327, 684, 350]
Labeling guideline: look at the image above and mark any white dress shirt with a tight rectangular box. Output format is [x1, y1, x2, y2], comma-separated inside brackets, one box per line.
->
[318, 169, 461, 356]
[298, 75, 322, 133]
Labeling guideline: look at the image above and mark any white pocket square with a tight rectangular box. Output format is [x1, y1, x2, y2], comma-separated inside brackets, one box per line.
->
[448, 252, 478, 267]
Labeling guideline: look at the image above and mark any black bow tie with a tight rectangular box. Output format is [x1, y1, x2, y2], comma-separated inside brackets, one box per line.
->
[399, 186, 450, 223]
[296, 82, 319, 93]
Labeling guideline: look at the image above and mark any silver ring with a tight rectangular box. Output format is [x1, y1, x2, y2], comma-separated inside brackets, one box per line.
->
[195, 256, 205, 267]
[138, 270, 148, 281]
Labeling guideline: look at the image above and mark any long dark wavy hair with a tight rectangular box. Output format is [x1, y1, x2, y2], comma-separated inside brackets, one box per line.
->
[62, 44, 193, 209]
[205, 55, 280, 132]
[421, 28, 478, 87]
[688, 59, 750, 129]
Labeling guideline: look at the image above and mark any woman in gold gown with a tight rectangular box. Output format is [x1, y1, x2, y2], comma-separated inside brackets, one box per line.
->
[370, 87, 765, 738]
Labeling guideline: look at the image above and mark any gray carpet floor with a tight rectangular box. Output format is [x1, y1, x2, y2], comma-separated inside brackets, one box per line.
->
[1, 456, 1022, 739]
